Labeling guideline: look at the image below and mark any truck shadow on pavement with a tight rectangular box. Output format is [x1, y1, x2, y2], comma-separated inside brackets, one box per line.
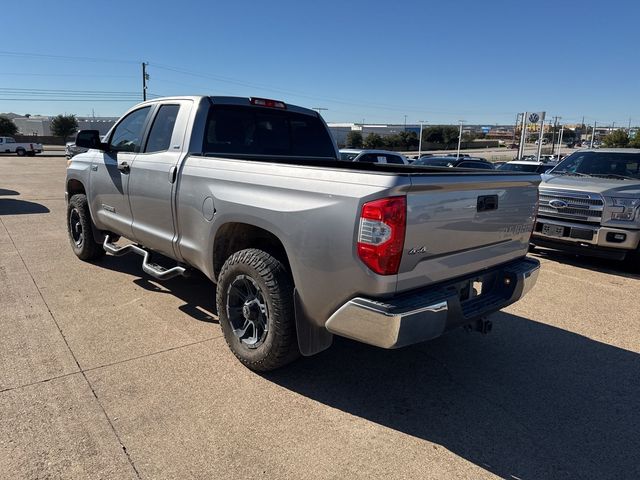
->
[531, 248, 640, 279]
[267, 313, 640, 480]
[0, 198, 50, 215]
[99, 254, 218, 324]
[0, 189, 20, 196]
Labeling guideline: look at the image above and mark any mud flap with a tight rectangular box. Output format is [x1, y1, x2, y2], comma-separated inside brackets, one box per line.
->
[294, 289, 333, 356]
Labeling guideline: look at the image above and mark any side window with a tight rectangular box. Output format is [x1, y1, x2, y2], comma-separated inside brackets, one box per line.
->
[357, 154, 378, 163]
[145, 104, 180, 153]
[386, 155, 405, 164]
[460, 161, 492, 169]
[109, 106, 151, 153]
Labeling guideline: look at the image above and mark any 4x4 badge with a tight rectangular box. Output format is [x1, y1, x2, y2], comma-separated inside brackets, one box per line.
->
[408, 246, 427, 255]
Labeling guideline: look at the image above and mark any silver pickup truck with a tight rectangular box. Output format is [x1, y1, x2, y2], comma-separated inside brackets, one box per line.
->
[531, 149, 640, 264]
[66, 96, 540, 371]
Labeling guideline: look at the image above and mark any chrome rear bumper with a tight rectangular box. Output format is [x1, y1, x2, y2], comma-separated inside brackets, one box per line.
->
[325, 257, 539, 349]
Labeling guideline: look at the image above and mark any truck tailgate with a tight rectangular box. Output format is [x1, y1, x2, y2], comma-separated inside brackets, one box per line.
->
[397, 173, 539, 292]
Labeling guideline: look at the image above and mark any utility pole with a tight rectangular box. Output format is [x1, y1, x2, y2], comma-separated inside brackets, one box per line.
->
[142, 62, 149, 101]
[404, 115, 407, 131]
[628, 118, 632, 135]
[590, 121, 597, 148]
[456, 120, 464, 160]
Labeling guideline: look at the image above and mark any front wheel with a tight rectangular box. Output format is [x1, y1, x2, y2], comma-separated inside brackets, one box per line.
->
[67, 194, 105, 261]
[16, 148, 26, 157]
[216, 248, 299, 371]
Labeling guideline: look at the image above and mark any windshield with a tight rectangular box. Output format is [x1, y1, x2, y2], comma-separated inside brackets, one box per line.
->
[551, 151, 640, 179]
[498, 163, 539, 173]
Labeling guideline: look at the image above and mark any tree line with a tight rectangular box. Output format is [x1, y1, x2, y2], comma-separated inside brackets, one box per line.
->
[0, 114, 79, 141]
[344, 126, 482, 150]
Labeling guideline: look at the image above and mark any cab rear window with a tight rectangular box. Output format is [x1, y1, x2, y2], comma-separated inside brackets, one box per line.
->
[203, 106, 336, 158]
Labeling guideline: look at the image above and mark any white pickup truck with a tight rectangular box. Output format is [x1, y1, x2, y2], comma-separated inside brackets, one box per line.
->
[0, 136, 43, 156]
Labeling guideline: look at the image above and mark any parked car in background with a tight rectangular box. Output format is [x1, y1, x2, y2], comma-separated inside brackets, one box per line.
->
[66, 134, 106, 159]
[65, 141, 88, 159]
[0, 136, 43, 156]
[413, 156, 494, 169]
[339, 149, 410, 165]
[498, 160, 558, 174]
[531, 149, 640, 264]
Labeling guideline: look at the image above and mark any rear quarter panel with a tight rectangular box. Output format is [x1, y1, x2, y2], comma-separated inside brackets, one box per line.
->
[175, 156, 409, 327]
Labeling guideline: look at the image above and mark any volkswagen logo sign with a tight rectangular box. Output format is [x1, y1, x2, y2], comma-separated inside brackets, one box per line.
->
[549, 199, 568, 209]
[528, 113, 540, 123]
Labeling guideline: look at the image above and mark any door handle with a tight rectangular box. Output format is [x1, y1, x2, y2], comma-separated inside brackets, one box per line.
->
[117, 162, 130, 173]
[169, 166, 177, 184]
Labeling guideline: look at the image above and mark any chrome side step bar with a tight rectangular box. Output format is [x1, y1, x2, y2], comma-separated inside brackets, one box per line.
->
[103, 235, 187, 281]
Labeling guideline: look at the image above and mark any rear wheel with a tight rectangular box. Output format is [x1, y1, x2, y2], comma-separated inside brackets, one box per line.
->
[16, 148, 25, 157]
[67, 194, 105, 261]
[216, 248, 298, 371]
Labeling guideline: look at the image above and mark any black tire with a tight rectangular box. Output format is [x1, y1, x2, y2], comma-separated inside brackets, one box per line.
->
[67, 194, 105, 261]
[216, 248, 299, 371]
[16, 148, 26, 157]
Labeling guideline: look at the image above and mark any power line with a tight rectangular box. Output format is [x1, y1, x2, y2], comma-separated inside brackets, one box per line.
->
[0, 50, 139, 65]
[148, 63, 515, 117]
[0, 72, 137, 78]
[0, 97, 139, 103]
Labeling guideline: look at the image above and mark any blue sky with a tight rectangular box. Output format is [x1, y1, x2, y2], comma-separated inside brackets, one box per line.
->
[1, 0, 638, 125]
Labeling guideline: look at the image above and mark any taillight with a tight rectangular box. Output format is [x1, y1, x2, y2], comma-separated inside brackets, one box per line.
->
[250, 97, 286, 109]
[357, 196, 406, 275]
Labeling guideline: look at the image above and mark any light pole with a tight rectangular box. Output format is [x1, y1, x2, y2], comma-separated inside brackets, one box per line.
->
[590, 121, 597, 148]
[418, 120, 426, 159]
[518, 112, 528, 160]
[456, 120, 464, 160]
[556, 124, 564, 159]
[535, 112, 546, 161]
[550, 116, 561, 155]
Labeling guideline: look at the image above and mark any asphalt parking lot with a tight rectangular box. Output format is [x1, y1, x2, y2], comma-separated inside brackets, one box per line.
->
[1, 155, 639, 480]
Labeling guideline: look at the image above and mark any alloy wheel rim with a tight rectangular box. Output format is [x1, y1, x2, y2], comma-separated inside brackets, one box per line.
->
[69, 208, 83, 247]
[226, 274, 269, 348]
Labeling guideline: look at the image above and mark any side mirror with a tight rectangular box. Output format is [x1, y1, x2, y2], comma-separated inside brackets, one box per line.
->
[75, 130, 107, 150]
